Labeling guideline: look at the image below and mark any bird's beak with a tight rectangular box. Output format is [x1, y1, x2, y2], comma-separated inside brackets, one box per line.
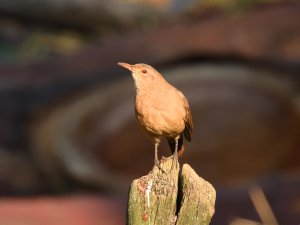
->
[118, 62, 133, 72]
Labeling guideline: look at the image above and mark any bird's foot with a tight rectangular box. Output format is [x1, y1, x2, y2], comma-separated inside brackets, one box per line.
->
[154, 159, 165, 173]
[171, 155, 179, 170]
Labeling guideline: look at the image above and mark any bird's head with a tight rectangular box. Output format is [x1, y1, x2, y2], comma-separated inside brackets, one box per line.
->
[118, 62, 164, 88]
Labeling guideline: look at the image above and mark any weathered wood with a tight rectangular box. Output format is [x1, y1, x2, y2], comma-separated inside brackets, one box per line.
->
[127, 158, 179, 225]
[176, 164, 216, 225]
[127, 157, 216, 225]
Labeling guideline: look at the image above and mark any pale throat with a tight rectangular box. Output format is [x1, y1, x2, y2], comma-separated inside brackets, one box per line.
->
[133, 77, 153, 92]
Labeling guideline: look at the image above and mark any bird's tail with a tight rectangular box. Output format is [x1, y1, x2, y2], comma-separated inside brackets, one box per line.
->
[168, 134, 185, 158]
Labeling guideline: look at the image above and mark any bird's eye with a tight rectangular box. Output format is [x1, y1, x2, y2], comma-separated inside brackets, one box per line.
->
[141, 69, 147, 74]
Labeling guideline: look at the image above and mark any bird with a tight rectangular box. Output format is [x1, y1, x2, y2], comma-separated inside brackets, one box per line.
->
[118, 62, 193, 171]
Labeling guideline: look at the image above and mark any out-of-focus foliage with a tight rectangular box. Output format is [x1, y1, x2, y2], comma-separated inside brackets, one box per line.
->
[0, 24, 84, 63]
[194, 0, 278, 9]
[0, 0, 286, 63]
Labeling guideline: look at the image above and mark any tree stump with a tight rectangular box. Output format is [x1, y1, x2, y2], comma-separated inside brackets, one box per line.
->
[127, 157, 216, 225]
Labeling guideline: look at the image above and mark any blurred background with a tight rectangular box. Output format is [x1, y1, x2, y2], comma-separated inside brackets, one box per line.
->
[0, 0, 299, 224]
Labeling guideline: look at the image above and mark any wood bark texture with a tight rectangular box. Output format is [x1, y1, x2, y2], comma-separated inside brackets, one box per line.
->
[127, 157, 216, 225]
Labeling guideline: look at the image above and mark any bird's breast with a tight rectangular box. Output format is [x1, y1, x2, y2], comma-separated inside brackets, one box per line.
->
[135, 88, 186, 138]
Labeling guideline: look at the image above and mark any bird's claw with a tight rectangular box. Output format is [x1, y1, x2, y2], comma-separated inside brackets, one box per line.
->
[171, 155, 179, 170]
[154, 159, 166, 173]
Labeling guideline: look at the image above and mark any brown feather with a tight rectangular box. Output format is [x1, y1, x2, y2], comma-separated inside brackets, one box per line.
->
[182, 93, 193, 142]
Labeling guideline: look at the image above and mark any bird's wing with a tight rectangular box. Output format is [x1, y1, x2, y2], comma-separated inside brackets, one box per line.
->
[180, 92, 193, 142]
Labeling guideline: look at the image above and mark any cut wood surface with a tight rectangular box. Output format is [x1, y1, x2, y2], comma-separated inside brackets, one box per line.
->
[127, 157, 216, 225]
